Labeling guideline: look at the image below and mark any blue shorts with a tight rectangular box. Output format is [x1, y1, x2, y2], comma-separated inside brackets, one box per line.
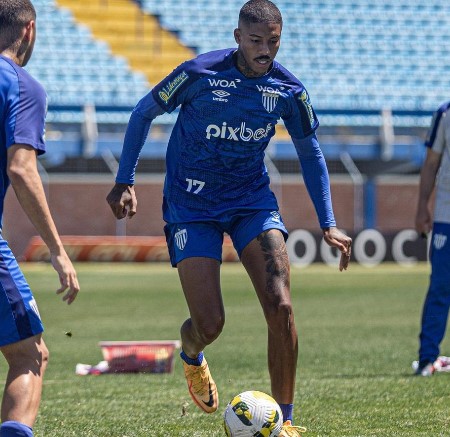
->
[430, 222, 450, 282]
[164, 209, 288, 267]
[0, 237, 44, 347]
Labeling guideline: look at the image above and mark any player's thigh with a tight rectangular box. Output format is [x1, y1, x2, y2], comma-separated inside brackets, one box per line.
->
[177, 257, 224, 324]
[240, 229, 292, 310]
[1, 334, 48, 371]
[164, 221, 223, 267]
[0, 239, 44, 348]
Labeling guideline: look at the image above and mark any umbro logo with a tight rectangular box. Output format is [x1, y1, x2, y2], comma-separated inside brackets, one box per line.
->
[212, 89, 230, 102]
[270, 211, 281, 223]
[212, 90, 230, 98]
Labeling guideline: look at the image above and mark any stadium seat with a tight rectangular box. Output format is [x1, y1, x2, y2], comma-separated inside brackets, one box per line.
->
[24, 0, 450, 165]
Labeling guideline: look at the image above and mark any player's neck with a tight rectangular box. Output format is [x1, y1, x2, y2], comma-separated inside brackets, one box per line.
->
[0, 50, 22, 66]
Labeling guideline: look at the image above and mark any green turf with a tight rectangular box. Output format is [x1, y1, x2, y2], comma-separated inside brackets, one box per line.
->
[2, 263, 449, 436]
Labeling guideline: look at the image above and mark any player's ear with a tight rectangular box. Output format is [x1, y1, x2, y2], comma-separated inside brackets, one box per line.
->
[234, 28, 241, 44]
[24, 20, 35, 42]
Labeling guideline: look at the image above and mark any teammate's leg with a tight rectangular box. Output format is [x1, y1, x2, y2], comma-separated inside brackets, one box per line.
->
[0, 239, 46, 435]
[240, 230, 298, 415]
[418, 223, 450, 371]
[0, 334, 49, 435]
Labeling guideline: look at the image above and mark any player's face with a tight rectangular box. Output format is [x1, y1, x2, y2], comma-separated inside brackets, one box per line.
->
[234, 21, 281, 78]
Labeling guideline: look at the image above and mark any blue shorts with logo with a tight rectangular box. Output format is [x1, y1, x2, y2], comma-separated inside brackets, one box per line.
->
[164, 209, 288, 267]
[0, 237, 44, 347]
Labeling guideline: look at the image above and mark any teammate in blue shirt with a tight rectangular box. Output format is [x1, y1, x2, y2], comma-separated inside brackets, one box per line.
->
[414, 101, 450, 376]
[107, 0, 351, 433]
[0, 1, 80, 436]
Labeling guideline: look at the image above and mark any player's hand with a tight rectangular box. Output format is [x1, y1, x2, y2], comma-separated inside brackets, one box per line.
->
[322, 227, 352, 271]
[415, 209, 432, 238]
[50, 252, 80, 304]
[106, 183, 137, 219]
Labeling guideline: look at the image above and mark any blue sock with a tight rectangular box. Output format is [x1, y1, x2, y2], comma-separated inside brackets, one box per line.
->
[279, 403, 294, 423]
[0, 421, 33, 437]
[180, 350, 204, 366]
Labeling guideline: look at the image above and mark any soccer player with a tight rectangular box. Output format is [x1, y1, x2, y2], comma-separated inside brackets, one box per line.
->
[414, 101, 450, 376]
[0, 1, 80, 436]
[107, 0, 351, 434]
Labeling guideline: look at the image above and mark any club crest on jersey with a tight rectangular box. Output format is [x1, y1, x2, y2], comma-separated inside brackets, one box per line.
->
[158, 71, 189, 104]
[256, 85, 281, 113]
[175, 228, 188, 251]
[433, 233, 447, 250]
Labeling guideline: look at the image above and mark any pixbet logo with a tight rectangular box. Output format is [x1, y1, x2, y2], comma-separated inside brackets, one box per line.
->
[206, 122, 273, 141]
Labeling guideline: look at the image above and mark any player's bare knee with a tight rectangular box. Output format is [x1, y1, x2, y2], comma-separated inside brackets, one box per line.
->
[195, 317, 225, 345]
[265, 301, 294, 333]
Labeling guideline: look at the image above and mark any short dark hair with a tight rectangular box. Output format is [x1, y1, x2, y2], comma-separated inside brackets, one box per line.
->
[239, 0, 282, 27]
[0, 0, 36, 51]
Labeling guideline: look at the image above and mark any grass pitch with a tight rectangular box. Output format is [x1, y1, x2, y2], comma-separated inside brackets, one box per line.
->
[2, 262, 449, 436]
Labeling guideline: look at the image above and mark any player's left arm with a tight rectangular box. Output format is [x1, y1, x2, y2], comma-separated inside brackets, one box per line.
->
[282, 85, 351, 270]
[292, 134, 352, 270]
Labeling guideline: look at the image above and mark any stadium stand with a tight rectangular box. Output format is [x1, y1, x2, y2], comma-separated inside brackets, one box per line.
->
[141, 0, 450, 115]
[27, 0, 150, 108]
[25, 0, 450, 172]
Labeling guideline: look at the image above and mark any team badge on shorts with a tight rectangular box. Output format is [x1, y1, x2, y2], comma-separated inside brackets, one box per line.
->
[433, 233, 447, 250]
[29, 298, 42, 320]
[175, 228, 188, 250]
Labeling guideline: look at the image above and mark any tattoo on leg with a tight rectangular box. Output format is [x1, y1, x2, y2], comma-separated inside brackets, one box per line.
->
[257, 231, 290, 293]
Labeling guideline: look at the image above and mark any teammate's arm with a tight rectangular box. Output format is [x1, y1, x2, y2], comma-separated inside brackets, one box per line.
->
[7, 144, 79, 303]
[415, 148, 441, 236]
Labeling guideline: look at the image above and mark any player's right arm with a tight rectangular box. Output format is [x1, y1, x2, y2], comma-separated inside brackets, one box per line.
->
[7, 144, 79, 304]
[106, 93, 165, 219]
[107, 57, 199, 218]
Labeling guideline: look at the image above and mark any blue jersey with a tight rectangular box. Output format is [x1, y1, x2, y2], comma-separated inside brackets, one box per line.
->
[117, 48, 335, 227]
[424, 101, 450, 224]
[151, 49, 319, 214]
[0, 55, 46, 226]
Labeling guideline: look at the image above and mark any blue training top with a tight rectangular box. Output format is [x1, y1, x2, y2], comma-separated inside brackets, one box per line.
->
[116, 48, 336, 228]
[0, 55, 46, 227]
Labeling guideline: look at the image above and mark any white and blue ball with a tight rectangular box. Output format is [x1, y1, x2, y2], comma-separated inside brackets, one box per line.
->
[223, 390, 283, 437]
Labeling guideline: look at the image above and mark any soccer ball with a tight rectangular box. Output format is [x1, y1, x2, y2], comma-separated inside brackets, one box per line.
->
[223, 390, 283, 437]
